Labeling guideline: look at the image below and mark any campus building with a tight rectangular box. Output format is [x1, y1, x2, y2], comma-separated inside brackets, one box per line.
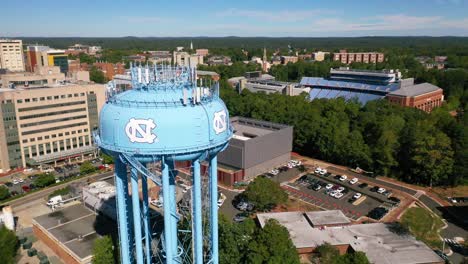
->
[301, 68, 444, 112]
[333, 50, 384, 64]
[26, 45, 69, 73]
[257, 211, 444, 264]
[173, 51, 204, 67]
[0, 39, 25, 72]
[0, 77, 105, 173]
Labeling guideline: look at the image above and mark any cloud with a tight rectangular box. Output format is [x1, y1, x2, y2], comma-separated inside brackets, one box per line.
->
[215, 8, 334, 22]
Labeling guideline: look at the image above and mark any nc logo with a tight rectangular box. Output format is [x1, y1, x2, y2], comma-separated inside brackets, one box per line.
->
[125, 118, 157, 143]
[213, 110, 227, 134]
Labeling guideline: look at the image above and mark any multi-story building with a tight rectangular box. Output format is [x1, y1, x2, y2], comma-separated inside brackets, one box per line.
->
[26, 45, 69, 73]
[93, 62, 125, 80]
[301, 67, 444, 112]
[0, 39, 25, 72]
[333, 50, 384, 64]
[0, 79, 105, 173]
[0, 66, 65, 89]
[312, 51, 328, 62]
[280, 56, 298, 64]
[173, 51, 203, 67]
[195, 49, 209, 56]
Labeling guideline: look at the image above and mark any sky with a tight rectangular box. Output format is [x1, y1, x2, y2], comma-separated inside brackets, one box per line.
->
[1, 0, 468, 37]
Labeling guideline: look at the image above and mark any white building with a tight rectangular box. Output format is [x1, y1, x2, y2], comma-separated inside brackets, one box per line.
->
[173, 51, 203, 68]
[0, 39, 25, 72]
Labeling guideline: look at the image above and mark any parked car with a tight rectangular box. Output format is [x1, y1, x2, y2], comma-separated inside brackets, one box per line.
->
[370, 186, 379, 192]
[325, 183, 333, 189]
[353, 193, 362, 200]
[10, 190, 19, 196]
[334, 192, 344, 199]
[313, 184, 322, 191]
[349, 178, 358, 185]
[12, 179, 19, 185]
[377, 187, 386, 194]
[329, 190, 339, 197]
[296, 175, 308, 183]
[233, 212, 249, 223]
[382, 190, 392, 197]
[4, 182, 13, 187]
[388, 197, 401, 206]
[319, 169, 327, 175]
[314, 168, 322, 174]
[21, 185, 31, 192]
[339, 175, 348, 181]
[337, 186, 345, 193]
[358, 183, 368, 189]
[218, 193, 226, 207]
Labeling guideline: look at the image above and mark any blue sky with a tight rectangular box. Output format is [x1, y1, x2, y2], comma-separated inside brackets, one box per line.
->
[1, 0, 468, 37]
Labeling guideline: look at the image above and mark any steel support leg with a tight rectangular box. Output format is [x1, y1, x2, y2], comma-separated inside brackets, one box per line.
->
[131, 168, 144, 264]
[162, 158, 175, 263]
[193, 159, 203, 264]
[141, 171, 152, 264]
[209, 156, 219, 264]
[115, 159, 131, 264]
[168, 161, 179, 260]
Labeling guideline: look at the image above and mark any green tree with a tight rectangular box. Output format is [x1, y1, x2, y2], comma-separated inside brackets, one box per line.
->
[0, 186, 10, 200]
[80, 161, 97, 175]
[314, 242, 340, 263]
[219, 215, 256, 264]
[92, 236, 115, 264]
[90, 66, 107, 84]
[246, 219, 300, 264]
[101, 153, 114, 164]
[33, 173, 56, 188]
[0, 226, 18, 264]
[243, 177, 288, 211]
[333, 252, 370, 264]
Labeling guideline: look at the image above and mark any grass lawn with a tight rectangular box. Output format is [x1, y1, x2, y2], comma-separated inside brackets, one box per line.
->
[401, 207, 445, 249]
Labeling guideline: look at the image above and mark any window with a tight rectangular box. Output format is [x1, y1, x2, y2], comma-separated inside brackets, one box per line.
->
[68, 94, 73, 98]
[61, 95, 66, 99]
[47, 96, 52, 100]
[54, 96, 59, 99]
[40, 97, 45, 101]
[37, 137, 42, 140]
[32, 98, 38, 102]
[25, 99, 30, 102]
[17, 99, 23, 103]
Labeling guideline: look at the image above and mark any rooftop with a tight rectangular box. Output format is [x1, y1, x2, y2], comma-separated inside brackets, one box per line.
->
[304, 210, 350, 226]
[388, 83, 442, 97]
[256, 211, 443, 264]
[33, 204, 116, 261]
[231, 116, 290, 141]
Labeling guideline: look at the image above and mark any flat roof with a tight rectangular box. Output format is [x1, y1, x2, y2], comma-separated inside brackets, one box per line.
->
[388, 83, 442, 97]
[304, 210, 350, 226]
[230, 117, 290, 141]
[33, 204, 116, 260]
[256, 212, 443, 264]
[257, 212, 317, 249]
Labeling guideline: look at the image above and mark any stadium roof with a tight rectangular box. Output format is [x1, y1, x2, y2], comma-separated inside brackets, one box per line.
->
[388, 83, 442, 97]
[300, 77, 400, 93]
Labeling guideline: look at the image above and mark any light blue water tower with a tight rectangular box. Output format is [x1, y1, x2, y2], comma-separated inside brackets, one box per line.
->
[95, 64, 232, 264]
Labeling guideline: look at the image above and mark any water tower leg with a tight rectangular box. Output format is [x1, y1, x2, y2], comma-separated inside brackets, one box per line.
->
[114, 159, 131, 264]
[162, 158, 175, 263]
[193, 159, 203, 264]
[209, 155, 219, 264]
[131, 168, 144, 264]
[141, 172, 152, 264]
[168, 162, 179, 259]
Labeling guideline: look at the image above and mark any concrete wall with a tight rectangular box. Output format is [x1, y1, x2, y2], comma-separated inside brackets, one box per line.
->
[243, 152, 290, 180]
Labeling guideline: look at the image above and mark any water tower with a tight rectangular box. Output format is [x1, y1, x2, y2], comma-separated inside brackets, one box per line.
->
[95, 64, 232, 264]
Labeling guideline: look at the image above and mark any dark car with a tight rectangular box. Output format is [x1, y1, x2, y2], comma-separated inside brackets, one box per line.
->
[233, 212, 250, 223]
[388, 197, 401, 206]
[10, 190, 19, 196]
[369, 186, 379, 192]
[296, 175, 308, 183]
[4, 182, 13, 187]
[358, 183, 368, 188]
[313, 184, 322, 191]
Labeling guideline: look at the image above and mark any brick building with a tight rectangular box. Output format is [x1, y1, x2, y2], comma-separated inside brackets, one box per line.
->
[333, 50, 384, 64]
[386, 82, 444, 112]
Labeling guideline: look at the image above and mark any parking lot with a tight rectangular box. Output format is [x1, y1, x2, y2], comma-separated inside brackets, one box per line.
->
[0, 158, 105, 197]
[283, 171, 399, 220]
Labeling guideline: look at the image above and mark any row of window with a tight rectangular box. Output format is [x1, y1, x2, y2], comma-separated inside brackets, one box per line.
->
[17, 93, 86, 104]
[21, 128, 89, 143]
[21, 122, 88, 136]
[24, 136, 92, 157]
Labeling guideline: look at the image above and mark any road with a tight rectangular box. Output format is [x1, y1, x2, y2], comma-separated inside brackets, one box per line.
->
[3, 171, 114, 208]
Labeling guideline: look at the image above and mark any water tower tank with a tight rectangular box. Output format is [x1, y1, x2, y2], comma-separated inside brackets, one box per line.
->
[95, 64, 232, 264]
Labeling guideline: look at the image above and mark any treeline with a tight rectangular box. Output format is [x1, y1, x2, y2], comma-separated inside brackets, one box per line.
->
[220, 85, 468, 186]
[16, 36, 468, 54]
